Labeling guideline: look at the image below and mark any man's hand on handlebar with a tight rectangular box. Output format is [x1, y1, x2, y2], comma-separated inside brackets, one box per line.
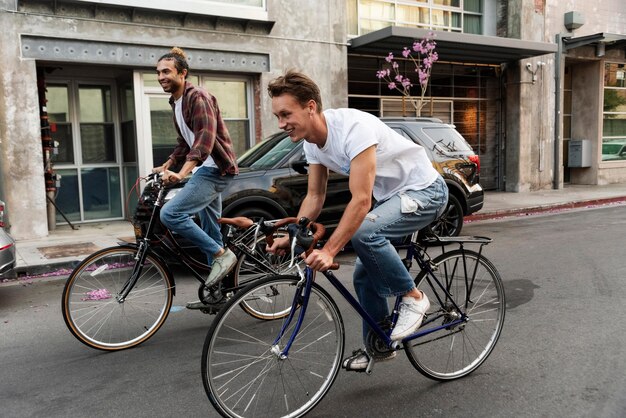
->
[161, 170, 182, 186]
[267, 235, 290, 256]
[303, 248, 335, 272]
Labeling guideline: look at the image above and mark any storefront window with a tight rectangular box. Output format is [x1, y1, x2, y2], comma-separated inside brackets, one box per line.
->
[46, 78, 125, 224]
[48, 85, 74, 164]
[348, 0, 479, 36]
[204, 79, 250, 157]
[602, 63, 626, 161]
[79, 85, 116, 163]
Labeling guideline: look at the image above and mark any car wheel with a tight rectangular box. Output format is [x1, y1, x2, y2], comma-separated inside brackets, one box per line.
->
[426, 194, 463, 237]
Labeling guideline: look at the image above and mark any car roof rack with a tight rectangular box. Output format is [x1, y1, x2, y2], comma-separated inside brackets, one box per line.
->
[379, 116, 443, 123]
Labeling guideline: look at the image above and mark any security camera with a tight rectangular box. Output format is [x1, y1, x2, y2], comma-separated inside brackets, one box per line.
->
[526, 63, 532, 69]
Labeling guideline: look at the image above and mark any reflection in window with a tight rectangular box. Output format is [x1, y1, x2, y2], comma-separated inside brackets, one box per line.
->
[149, 96, 178, 168]
[348, 0, 477, 36]
[79, 85, 116, 164]
[602, 63, 626, 161]
[48, 85, 74, 164]
[203, 80, 248, 118]
[55, 169, 81, 223]
[81, 167, 122, 220]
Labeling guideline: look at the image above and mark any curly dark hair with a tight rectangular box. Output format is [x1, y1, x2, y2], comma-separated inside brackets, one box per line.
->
[158, 47, 189, 79]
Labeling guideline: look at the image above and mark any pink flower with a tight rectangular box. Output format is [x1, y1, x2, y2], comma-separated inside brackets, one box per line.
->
[388, 82, 397, 90]
[402, 47, 411, 58]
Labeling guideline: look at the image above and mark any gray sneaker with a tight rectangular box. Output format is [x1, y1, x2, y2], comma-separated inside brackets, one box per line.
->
[205, 249, 238, 287]
[342, 348, 396, 372]
[186, 300, 208, 309]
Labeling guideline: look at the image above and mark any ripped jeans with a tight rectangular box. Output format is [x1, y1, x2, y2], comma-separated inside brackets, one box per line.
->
[351, 176, 448, 340]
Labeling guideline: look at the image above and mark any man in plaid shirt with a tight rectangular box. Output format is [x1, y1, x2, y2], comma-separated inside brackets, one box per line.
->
[154, 47, 239, 310]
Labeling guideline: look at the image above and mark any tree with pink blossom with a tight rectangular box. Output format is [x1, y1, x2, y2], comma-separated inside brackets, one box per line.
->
[375, 32, 438, 116]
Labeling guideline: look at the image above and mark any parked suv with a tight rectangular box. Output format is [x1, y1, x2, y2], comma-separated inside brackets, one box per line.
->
[219, 117, 483, 236]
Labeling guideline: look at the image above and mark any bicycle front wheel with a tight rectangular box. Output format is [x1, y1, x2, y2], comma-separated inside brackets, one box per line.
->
[202, 275, 345, 418]
[61, 246, 173, 351]
[405, 249, 505, 380]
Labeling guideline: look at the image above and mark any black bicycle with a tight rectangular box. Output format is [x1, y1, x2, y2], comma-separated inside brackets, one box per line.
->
[61, 173, 295, 351]
[202, 218, 505, 417]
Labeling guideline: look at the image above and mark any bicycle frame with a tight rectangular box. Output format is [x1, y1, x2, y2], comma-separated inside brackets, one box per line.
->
[122, 175, 289, 301]
[274, 237, 491, 358]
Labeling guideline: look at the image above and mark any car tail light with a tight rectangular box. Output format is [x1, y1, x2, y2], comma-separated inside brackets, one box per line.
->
[0, 243, 13, 251]
[468, 155, 480, 174]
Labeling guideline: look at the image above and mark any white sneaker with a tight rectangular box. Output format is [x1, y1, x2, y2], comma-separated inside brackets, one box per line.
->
[205, 249, 238, 287]
[390, 293, 430, 341]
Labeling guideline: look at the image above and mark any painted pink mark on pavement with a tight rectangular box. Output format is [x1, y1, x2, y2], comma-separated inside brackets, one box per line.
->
[82, 288, 112, 301]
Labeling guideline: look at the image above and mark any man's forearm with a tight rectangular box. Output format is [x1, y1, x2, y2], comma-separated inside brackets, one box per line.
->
[322, 198, 370, 257]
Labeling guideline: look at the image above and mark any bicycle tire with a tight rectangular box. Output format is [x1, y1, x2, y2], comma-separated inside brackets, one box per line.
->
[61, 246, 173, 351]
[202, 275, 345, 418]
[404, 249, 505, 381]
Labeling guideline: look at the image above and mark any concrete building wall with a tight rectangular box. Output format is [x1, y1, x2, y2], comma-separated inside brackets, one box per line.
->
[501, 0, 558, 192]
[0, 0, 348, 239]
[504, 0, 625, 191]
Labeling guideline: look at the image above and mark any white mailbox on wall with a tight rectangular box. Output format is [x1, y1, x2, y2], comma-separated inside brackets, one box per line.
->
[568, 139, 592, 167]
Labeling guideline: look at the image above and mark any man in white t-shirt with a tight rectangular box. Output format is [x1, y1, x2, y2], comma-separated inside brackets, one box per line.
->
[267, 70, 448, 372]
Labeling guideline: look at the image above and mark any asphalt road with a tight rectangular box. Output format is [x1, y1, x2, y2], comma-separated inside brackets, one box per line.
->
[1, 204, 625, 417]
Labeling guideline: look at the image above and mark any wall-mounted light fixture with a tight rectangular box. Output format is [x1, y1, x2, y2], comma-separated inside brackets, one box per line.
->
[525, 61, 546, 84]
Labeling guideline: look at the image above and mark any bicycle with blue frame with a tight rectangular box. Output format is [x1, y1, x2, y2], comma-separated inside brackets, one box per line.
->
[201, 217, 505, 417]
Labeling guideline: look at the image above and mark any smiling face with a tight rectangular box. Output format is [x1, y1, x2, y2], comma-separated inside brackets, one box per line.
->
[271, 93, 316, 143]
[156, 59, 186, 99]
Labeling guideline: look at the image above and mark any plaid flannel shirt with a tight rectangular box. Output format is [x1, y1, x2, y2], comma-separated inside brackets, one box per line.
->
[168, 81, 239, 176]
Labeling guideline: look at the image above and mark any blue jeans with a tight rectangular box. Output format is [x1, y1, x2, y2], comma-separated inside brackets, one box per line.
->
[351, 176, 448, 341]
[160, 167, 231, 265]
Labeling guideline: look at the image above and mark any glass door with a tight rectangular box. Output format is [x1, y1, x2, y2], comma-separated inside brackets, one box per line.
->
[48, 81, 124, 223]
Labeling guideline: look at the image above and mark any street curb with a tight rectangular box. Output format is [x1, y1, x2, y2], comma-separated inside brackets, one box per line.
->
[464, 196, 626, 223]
[14, 260, 81, 280]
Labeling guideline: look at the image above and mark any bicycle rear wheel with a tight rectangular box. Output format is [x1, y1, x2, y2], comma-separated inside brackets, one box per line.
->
[202, 275, 345, 418]
[62, 246, 173, 351]
[405, 249, 505, 380]
[232, 235, 294, 319]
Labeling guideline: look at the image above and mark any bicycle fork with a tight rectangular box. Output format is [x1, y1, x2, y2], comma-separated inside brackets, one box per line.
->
[117, 240, 151, 303]
[270, 265, 314, 360]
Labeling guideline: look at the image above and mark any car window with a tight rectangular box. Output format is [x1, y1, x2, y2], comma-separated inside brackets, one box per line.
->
[238, 133, 300, 169]
[422, 127, 473, 156]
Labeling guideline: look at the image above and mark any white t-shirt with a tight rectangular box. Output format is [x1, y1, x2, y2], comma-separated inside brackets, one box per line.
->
[303, 108, 439, 202]
[174, 97, 217, 170]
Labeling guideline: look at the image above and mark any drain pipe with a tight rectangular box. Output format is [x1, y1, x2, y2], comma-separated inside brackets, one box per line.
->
[553, 33, 563, 190]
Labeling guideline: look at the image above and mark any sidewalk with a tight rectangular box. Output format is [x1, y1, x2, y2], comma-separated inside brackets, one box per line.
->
[8, 182, 626, 279]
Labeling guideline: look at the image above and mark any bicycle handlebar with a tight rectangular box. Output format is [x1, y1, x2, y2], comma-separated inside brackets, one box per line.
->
[288, 217, 339, 270]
